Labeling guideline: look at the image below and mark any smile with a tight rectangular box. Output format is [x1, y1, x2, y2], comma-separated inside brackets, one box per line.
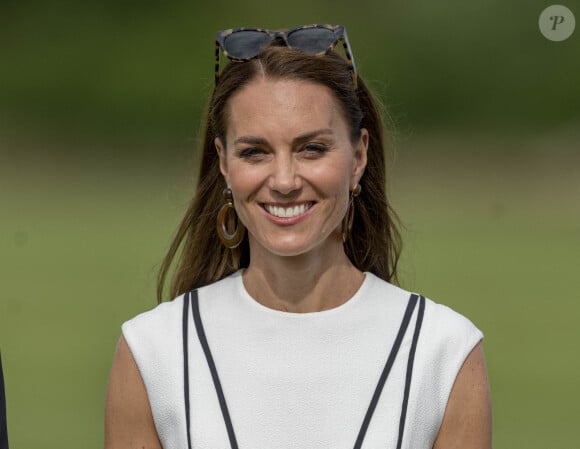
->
[263, 202, 314, 218]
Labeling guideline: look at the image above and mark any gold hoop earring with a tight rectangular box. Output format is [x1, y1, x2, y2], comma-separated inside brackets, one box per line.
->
[216, 188, 246, 249]
[342, 183, 362, 243]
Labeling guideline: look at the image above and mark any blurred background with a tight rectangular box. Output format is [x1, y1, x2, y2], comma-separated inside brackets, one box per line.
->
[1, 0, 579, 447]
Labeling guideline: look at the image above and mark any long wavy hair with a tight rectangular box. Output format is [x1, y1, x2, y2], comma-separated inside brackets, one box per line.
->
[156, 44, 401, 302]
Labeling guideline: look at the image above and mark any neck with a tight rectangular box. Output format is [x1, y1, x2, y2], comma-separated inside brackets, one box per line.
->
[242, 240, 365, 313]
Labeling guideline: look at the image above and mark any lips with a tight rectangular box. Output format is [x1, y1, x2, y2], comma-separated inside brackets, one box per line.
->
[263, 202, 314, 218]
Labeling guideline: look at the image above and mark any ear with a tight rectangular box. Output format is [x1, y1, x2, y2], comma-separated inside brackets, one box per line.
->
[215, 137, 229, 183]
[351, 128, 369, 188]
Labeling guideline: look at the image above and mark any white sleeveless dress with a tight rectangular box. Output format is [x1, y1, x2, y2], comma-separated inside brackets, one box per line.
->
[123, 270, 483, 449]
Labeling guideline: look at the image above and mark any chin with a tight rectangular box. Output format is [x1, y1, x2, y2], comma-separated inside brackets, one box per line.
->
[265, 244, 313, 258]
[252, 233, 341, 259]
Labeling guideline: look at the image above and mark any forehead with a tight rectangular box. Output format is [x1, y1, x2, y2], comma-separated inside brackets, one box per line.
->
[224, 77, 348, 139]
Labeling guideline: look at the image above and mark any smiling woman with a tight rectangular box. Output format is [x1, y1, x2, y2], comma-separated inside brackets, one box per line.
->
[105, 25, 491, 449]
[215, 78, 368, 261]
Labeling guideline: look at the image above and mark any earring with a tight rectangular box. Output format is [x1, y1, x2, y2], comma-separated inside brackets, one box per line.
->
[342, 183, 362, 243]
[216, 188, 246, 249]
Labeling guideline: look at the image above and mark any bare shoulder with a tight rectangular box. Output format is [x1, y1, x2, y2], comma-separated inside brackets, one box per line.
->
[105, 335, 162, 449]
[432, 342, 492, 449]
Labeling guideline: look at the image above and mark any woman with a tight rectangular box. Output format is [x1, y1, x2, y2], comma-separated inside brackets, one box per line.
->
[105, 25, 491, 449]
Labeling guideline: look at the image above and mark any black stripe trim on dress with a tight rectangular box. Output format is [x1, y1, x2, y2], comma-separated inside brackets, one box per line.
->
[182, 291, 193, 449]
[183, 291, 425, 449]
[352, 293, 419, 449]
[191, 291, 240, 449]
[396, 295, 425, 449]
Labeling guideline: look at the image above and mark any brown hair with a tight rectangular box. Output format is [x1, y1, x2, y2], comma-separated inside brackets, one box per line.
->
[156, 45, 401, 302]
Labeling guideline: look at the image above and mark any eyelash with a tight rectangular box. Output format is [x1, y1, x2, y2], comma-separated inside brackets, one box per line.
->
[303, 143, 329, 155]
[237, 143, 329, 160]
[238, 147, 265, 159]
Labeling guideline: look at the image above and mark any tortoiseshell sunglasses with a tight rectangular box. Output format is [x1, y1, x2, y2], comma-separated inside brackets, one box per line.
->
[214, 24, 358, 88]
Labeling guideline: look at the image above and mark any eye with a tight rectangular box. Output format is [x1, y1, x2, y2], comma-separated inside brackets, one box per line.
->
[303, 143, 329, 156]
[238, 147, 266, 159]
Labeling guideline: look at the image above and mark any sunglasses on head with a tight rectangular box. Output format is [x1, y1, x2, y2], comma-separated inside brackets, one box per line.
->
[214, 24, 358, 88]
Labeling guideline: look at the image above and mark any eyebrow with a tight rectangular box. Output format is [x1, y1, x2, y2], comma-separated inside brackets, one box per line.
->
[233, 128, 334, 147]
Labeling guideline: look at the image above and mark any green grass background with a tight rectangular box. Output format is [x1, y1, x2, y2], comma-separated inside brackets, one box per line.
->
[1, 0, 580, 447]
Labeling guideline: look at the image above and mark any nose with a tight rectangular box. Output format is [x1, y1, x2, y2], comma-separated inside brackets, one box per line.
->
[268, 155, 301, 195]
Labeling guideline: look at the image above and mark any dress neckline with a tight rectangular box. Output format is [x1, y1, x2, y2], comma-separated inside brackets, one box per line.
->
[230, 269, 373, 319]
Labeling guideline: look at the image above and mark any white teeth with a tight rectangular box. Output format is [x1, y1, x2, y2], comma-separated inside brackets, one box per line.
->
[265, 203, 311, 218]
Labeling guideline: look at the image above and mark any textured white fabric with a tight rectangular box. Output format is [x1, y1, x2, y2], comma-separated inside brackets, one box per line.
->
[122, 271, 483, 449]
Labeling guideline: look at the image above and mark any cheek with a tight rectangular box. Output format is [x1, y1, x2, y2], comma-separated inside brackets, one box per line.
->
[225, 161, 262, 195]
[226, 165, 265, 224]
[310, 159, 352, 197]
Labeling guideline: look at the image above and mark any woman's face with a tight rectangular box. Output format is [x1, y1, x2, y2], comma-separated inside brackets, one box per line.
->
[216, 77, 368, 260]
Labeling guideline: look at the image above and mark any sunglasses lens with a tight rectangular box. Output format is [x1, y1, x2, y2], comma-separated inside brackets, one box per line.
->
[224, 31, 272, 59]
[287, 28, 338, 54]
